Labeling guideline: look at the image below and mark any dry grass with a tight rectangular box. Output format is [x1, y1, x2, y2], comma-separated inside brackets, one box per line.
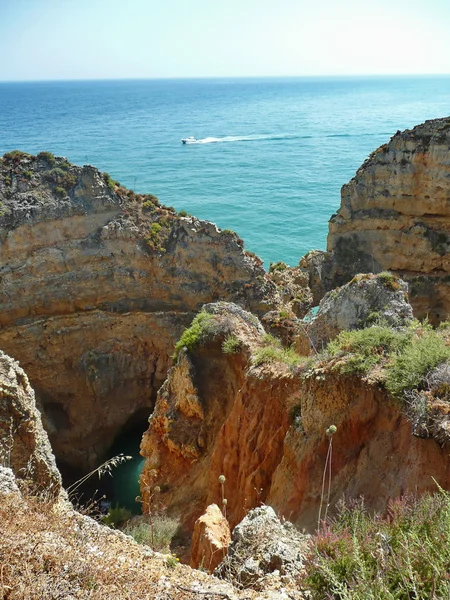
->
[0, 490, 243, 600]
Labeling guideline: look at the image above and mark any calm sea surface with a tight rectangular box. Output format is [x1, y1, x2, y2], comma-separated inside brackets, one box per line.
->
[1, 76, 450, 265]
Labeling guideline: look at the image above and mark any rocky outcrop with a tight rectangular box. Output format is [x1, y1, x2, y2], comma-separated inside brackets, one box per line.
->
[305, 272, 413, 351]
[190, 504, 231, 572]
[215, 506, 308, 594]
[141, 303, 450, 556]
[0, 350, 61, 495]
[317, 117, 450, 322]
[0, 151, 284, 472]
[140, 303, 293, 538]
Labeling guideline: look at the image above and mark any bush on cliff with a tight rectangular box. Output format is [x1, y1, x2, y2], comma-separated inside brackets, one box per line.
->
[173, 310, 216, 359]
[327, 320, 450, 398]
[304, 490, 450, 599]
[252, 334, 305, 368]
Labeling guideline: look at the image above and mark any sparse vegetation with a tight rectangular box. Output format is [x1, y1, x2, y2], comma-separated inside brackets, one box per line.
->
[22, 170, 33, 180]
[3, 150, 31, 163]
[173, 310, 216, 359]
[37, 151, 56, 165]
[55, 186, 67, 197]
[103, 172, 117, 191]
[102, 505, 132, 528]
[269, 261, 288, 273]
[222, 334, 242, 354]
[123, 515, 179, 553]
[252, 334, 304, 368]
[324, 321, 450, 401]
[377, 270, 402, 291]
[305, 490, 450, 599]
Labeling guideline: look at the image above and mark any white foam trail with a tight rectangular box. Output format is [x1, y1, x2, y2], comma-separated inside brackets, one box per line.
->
[184, 134, 296, 144]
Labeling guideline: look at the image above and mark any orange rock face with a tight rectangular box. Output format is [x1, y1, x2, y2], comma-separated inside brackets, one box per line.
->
[141, 306, 450, 559]
[190, 504, 231, 572]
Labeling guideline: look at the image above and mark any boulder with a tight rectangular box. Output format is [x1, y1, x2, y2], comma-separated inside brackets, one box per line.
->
[306, 272, 413, 350]
[215, 506, 308, 591]
[190, 504, 231, 572]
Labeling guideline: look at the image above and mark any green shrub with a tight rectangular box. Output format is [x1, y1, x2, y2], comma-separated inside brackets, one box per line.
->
[304, 491, 450, 599]
[269, 261, 288, 273]
[102, 505, 132, 528]
[222, 334, 242, 354]
[178, 210, 188, 217]
[55, 186, 67, 197]
[3, 150, 31, 163]
[377, 270, 402, 291]
[103, 172, 117, 191]
[22, 170, 33, 180]
[385, 330, 450, 397]
[327, 325, 411, 375]
[173, 311, 216, 359]
[123, 515, 179, 553]
[252, 334, 304, 368]
[37, 151, 56, 165]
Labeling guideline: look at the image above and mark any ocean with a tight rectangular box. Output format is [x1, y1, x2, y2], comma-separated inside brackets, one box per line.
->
[1, 76, 450, 266]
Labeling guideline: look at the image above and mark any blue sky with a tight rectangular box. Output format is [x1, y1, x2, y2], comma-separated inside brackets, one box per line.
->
[1, 0, 450, 81]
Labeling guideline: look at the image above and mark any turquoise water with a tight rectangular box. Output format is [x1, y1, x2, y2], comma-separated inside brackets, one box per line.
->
[1, 76, 450, 265]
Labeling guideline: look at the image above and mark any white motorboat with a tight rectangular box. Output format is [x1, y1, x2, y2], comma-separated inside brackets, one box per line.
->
[181, 136, 196, 144]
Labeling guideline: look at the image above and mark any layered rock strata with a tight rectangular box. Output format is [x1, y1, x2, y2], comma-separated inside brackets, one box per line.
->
[312, 117, 450, 322]
[0, 151, 283, 472]
[141, 301, 450, 557]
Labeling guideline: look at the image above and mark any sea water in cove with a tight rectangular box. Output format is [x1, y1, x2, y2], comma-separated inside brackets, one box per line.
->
[1, 76, 450, 265]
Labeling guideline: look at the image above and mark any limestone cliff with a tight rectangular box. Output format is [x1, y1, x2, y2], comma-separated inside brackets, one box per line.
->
[0, 151, 283, 473]
[0, 349, 61, 495]
[141, 301, 450, 557]
[313, 117, 450, 322]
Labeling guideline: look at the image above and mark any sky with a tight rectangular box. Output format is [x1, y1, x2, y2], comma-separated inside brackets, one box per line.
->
[1, 0, 450, 81]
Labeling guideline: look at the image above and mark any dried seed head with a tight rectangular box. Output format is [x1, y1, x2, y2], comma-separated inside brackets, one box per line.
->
[219, 475, 226, 484]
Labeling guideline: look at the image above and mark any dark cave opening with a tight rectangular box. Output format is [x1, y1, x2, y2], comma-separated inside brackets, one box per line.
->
[57, 408, 150, 514]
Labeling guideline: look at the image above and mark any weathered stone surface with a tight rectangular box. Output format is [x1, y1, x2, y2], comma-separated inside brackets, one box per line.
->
[0, 350, 61, 494]
[0, 152, 284, 472]
[215, 506, 308, 591]
[0, 466, 21, 497]
[141, 303, 450, 556]
[190, 504, 231, 572]
[306, 272, 413, 350]
[140, 303, 292, 542]
[322, 117, 450, 322]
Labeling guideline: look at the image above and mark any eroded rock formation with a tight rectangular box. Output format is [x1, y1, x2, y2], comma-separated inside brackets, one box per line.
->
[303, 117, 450, 322]
[0, 349, 61, 495]
[0, 151, 283, 472]
[141, 301, 450, 557]
[190, 504, 231, 572]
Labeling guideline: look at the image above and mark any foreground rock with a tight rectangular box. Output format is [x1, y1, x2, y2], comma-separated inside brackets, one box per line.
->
[215, 506, 308, 595]
[0, 151, 284, 473]
[0, 350, 61, 495]
[190, 504, 231, 572]
[306, 117, 450, 322]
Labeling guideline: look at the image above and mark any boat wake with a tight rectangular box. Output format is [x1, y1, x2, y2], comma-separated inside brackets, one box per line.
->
[181, 131, 389, 145]
[182, 133, 295, 144]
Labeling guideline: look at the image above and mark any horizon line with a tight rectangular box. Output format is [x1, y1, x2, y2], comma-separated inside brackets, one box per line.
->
[1, 73, 450, 84]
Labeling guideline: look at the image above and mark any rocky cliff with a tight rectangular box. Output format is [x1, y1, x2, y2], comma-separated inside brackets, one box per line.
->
[305, 117, 450, 322]
[0, 349, 61, 495]
[0, 150, 284, 473]
[140, 290, 450, 556]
